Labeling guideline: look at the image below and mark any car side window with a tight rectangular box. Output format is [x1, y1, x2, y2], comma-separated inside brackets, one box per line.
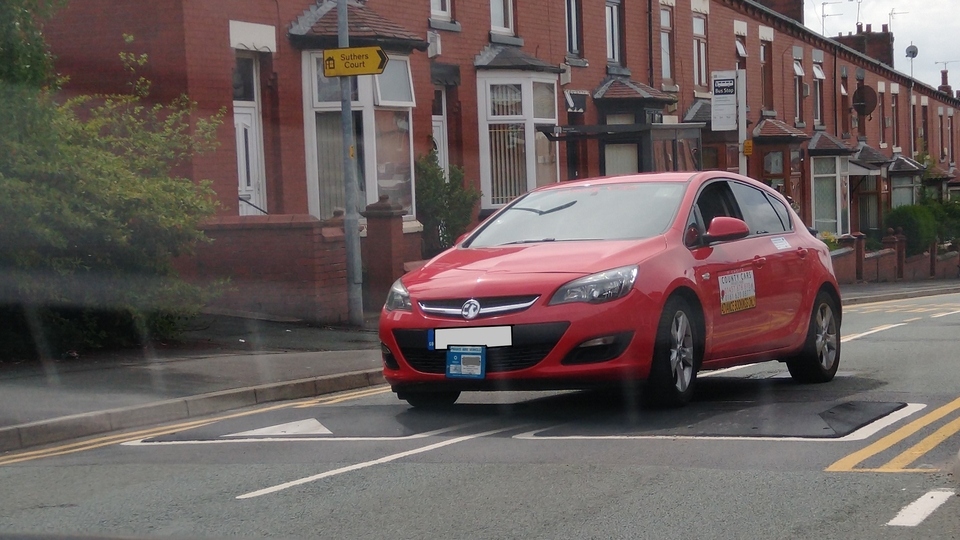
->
[695, 180, 741, 227]
[766, 193, 794, 232]
[728, 182, 787, 235]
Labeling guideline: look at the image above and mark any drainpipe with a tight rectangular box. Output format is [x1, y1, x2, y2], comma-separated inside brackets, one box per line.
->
[834, 44, 840, 137]
[908, 80, 915, 157]
[647, 0, 655, 86]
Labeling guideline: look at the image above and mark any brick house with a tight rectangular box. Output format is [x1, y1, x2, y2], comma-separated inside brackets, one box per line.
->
[42, 0, 960, 322]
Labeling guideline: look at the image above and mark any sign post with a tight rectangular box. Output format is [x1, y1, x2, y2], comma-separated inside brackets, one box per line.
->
[711, 69, 749, 175]
[737, 69, 747, 175]
[338, 0, 363, 327]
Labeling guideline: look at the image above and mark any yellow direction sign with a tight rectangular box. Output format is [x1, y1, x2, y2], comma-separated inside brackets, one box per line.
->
[322, 46, 389, 77]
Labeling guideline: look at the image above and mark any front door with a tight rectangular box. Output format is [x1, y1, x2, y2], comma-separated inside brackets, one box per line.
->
[431, 88, 449, 177]
[233, 54, 266, 216]
[234, 105, 266, 215]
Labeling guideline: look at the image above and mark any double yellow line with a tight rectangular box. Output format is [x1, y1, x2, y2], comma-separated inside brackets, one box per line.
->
[827, 396, 960, 473]
[0, 385, 391, 467]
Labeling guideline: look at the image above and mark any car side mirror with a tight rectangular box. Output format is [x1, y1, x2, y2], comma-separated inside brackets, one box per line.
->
[703, 216, 750, 244]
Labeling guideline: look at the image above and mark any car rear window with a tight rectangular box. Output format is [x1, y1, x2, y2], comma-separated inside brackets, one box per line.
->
[466, 182, 685, 247]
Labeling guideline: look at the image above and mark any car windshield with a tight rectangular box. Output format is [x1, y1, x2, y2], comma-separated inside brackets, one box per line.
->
[466, 182, 686, 247]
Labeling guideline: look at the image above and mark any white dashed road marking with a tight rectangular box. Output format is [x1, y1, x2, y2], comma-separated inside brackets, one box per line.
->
[886, 489, 956, 527]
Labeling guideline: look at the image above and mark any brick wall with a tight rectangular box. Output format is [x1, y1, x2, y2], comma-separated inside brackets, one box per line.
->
[830, 248, 856, 284]
[863, 249, 897, 282]
[174, 215, 348, 323]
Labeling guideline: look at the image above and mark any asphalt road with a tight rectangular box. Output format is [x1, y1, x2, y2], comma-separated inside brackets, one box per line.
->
[2, 295, 960, 539]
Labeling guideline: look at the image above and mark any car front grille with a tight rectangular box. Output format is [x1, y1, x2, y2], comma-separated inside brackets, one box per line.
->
[418, 295, 540, 319]
[392, 322, 569, 374]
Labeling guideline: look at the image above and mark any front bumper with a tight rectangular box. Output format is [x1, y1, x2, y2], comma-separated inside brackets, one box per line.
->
[379, 291, 661, 391]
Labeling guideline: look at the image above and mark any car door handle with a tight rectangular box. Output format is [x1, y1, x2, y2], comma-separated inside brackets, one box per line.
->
[753, 256, 766, 268]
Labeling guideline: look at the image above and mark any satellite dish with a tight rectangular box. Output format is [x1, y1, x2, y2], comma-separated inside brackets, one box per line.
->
[906, 45, 919, 58]
[852, 86, 878, 116]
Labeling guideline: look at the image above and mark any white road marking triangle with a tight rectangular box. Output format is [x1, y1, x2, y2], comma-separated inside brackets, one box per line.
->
[222, 419, 332, 438]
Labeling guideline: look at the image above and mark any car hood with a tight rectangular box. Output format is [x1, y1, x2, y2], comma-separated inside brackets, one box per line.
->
[404, 237, 667, 299]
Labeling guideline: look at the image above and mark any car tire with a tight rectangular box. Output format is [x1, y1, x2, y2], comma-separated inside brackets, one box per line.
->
[786, 291, 841, 384]
[643, 296, 700, 408]
[401, 390, 461, 408]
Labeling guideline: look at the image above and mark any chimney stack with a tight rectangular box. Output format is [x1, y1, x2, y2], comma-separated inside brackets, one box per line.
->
[835, 22, 896, 67]
[882, 24, 888, 33]
[939, 70, 953, 95]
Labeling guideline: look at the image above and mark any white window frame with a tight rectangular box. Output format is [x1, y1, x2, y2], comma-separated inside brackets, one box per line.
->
[692, 14, 708, 87]
[811, 156, 850, 236]
[565, 0, 582, 57]
[374, 56, 416, 108]
[303, 51, 418, 221]
[491, 0, 514, 35]
[660, 7, 674, 80]
[606, 0, 623, 64]
[477, 72, 559, 209]
[431, 0, 452, 21]
[891, 176, 919, 208]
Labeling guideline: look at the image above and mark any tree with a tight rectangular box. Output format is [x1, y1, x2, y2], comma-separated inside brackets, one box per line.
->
[415, 152, 481, 258]
[0, 27, 224, 358]
[0, 0, 62, 87]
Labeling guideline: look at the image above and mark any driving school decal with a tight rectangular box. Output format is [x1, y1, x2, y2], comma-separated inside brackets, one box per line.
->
[719, 270, 757, 315]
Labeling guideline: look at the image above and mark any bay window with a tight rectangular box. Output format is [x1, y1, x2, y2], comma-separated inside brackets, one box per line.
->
[305, 52, 417, 221]
[478, 73, 558, 208]
[812, 156, 850, 236]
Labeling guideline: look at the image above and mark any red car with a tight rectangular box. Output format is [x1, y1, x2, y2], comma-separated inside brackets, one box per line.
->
[379, 171, 841, 408]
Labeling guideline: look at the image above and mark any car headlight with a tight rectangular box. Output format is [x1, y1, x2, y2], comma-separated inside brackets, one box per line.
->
[549, 265, 638, 305]
[384, 278, 412, 311]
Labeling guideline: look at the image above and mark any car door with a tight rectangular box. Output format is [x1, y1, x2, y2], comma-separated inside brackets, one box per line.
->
[688, 180, 774, 361]
[728, 182, 809, 349]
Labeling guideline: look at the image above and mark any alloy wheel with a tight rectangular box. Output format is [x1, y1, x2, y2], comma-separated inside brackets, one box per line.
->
[670, 311, 695, 393]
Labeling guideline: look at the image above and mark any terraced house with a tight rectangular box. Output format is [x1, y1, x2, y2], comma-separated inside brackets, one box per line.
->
[43, 0, 960, 322]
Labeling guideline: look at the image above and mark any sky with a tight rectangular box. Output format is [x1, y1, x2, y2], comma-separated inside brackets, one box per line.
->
[802, 0, 960, 91]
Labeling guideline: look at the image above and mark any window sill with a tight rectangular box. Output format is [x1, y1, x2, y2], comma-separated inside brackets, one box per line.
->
[661, 83, 680, 93]
[490, 32, 523, 46]
[762, 109, 777, 118]
[814, 123, 826, 131]
[693, 90, 712, 100]
[880, 143, 888, 149]
[893, 146, 902, 153]
[606, 64, 631, 77]
[795, 121, 807, 129]
[429, 18, 461, 32]
[565, 55, 589, 68]
[842, 132, 852, 139]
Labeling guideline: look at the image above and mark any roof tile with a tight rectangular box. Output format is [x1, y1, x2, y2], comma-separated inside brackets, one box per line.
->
[594, 78, 677, 103]
[752, 119, 810, 139]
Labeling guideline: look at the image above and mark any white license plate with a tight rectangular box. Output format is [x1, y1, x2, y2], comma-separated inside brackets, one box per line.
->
[430, 326, 512, 350]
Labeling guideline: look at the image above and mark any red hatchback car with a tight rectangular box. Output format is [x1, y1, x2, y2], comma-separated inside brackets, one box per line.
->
[379, 171, 841, 407]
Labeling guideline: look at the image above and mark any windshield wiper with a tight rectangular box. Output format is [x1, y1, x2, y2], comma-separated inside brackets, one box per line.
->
[512, 200, 577, 215]
[498, 238, 556, 246]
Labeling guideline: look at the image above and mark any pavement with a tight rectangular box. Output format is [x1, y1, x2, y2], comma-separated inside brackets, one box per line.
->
[2, 279, 960, 454]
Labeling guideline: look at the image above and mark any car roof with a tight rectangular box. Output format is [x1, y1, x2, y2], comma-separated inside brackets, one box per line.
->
[533, 172, 698, 192]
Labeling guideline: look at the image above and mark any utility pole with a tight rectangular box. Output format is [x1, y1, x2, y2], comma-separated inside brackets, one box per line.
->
[338, 0, 364, 327]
